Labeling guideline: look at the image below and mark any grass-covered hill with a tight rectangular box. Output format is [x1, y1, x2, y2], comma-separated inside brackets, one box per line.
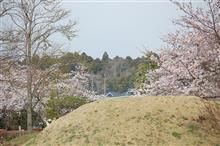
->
[26, 96, 220, 146]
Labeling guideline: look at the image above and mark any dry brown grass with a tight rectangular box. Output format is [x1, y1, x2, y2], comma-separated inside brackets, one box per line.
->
[25, 96, 220, 146]
[198, 100, 220, 135]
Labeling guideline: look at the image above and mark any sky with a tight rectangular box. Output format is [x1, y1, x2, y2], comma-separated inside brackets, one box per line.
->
[60, 0, 202, 58]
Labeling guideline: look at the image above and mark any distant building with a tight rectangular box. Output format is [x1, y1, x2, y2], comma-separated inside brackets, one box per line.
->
[106, 89, 137, 97]
[106, 92, 120, 97]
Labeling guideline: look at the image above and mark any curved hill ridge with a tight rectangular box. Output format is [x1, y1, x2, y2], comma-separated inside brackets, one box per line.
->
[26, 96, 220, 146]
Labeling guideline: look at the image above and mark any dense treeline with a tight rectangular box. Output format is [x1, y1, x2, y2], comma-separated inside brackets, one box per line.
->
[24, 51, 151, 94]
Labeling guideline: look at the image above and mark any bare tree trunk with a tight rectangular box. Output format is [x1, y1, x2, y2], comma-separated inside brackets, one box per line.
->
[26, 30, 32, 132]
[27, 63, 32, 132]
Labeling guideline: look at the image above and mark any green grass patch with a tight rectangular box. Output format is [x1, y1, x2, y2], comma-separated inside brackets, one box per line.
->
[172, 132, 182, 139]
[186, 123, 199, 134]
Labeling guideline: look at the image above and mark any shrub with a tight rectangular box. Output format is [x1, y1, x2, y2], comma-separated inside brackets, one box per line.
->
[45, 96, 89, 119]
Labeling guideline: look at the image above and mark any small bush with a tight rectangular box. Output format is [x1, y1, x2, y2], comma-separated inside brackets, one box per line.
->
[45, 96, 89, 119]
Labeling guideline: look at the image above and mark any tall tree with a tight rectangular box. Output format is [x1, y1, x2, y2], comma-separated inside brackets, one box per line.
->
[102, 51, 110, 63]
[0, 0, 76, 132]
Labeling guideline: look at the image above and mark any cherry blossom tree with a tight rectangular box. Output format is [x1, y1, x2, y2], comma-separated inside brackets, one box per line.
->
[142, 0, 220, 98]
[0, 63, 103, 128]
[138, 0, 220, 131]
[0, 64, 60, 111]
[0, 0, 76, 132]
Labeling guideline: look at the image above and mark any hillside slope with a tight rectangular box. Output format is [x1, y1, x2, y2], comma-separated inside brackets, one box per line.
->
[26, 96, 220, 146]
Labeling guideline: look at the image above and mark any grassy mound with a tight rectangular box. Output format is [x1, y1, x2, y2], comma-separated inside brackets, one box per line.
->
[26, 96, 220, 146]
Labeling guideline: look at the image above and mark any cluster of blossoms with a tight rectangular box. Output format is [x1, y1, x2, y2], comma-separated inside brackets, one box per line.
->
[49, 66, 105, 101]
[140, 0, 220, 97]
[0, 64, 104, 113]
[0, 64, 27, 110]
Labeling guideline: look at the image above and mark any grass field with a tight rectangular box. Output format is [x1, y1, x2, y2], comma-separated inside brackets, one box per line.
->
[1, 132, 38, 146]
[20, 96, 220, 145]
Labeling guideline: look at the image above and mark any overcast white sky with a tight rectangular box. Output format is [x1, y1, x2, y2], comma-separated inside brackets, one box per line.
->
[59, 0, 203, 58]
